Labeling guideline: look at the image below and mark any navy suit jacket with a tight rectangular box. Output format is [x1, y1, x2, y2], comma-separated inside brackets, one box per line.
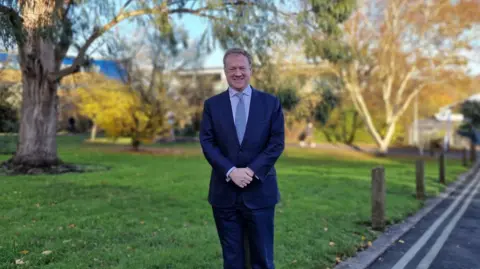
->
[199, 87, 285, 209]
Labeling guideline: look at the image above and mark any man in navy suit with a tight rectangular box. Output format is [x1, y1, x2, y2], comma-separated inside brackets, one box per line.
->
[199, 48, 285, 269]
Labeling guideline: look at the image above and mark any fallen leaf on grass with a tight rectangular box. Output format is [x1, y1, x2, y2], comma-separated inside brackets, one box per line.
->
[140, 221, 145, 225]
[42, 250, 52, 255]
[19, 250, 29, 255]
[35, 203, 40, 208]
[324, 227, 328, 232]
[361, 236, 366, 241]
[291, 260, 297, 264]
[15, 259, 25, 265]
[68, 224, 76, 228]
[329, 241, 335, 247]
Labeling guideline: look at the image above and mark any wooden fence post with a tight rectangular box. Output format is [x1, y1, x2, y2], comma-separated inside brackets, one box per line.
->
[416, 159, 425, 200]
[470, 140, 477, 163]
[439, 152, 446, 184]
[462, 148, 468, 167]
[372, 166, 385, 231]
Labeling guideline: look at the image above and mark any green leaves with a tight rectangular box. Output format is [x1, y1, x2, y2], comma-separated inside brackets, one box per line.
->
[299, 0, 357, 64]
[276, 87, 301, 112]
[461, 100, 480, 127]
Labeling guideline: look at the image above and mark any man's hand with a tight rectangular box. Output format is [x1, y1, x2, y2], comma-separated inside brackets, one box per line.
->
[245, 167, 255, 178]
[229, 168, 254, 188]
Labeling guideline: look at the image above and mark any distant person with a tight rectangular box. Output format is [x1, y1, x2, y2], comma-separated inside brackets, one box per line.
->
[199, 48, 285, 269]
[299, 121, 316, 148]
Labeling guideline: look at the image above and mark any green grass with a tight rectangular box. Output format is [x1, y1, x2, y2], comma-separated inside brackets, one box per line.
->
[0, 135, 469, 269]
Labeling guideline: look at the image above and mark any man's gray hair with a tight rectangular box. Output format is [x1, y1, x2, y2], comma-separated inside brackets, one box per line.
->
[223, 48, 253, 67]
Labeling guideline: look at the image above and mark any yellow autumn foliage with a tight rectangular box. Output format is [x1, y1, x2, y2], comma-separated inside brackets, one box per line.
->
[76, 81, 166, 145]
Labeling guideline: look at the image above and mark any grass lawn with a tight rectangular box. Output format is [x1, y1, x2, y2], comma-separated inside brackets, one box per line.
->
[0, 135, 469, 269]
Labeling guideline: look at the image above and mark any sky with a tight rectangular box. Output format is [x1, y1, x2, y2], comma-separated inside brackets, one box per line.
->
[173, 14, 225, 68]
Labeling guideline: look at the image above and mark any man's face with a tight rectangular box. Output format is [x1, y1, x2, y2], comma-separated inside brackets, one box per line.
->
[224, 53, 251, 91]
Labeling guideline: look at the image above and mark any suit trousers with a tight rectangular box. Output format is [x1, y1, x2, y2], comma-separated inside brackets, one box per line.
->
[212, 194, 275, 269]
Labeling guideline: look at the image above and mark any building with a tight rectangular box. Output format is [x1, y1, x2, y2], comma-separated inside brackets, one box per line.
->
[408, 93, 480, 149]
[0, 52, 125, 81]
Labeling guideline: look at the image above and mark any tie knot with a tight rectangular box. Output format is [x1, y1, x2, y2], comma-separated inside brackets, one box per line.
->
[235, 92, 244, 100]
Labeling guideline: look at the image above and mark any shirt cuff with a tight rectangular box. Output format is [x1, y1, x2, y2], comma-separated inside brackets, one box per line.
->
[226, 166, 236, 182]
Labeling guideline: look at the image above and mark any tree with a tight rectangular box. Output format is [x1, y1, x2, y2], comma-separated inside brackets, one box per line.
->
[76, 79, 167, 151]
[77, 19, 202, 150]
[173, 73, 218, 135]
[314, 0, 480, 154]
[461, 100, 480, 128]
[0, 81, 21, 154]
[313, 79, 364, 145]
[0, 84, 19, 133]
[0, 0, 279, 172]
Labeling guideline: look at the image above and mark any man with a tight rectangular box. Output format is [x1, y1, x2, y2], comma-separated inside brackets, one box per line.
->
[199, 48, 285, 269]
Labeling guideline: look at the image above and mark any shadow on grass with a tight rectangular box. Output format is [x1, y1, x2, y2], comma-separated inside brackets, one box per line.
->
[0, 162, 112, 176]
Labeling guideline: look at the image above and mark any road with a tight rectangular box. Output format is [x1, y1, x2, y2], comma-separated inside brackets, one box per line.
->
[368, 170, 480, 269]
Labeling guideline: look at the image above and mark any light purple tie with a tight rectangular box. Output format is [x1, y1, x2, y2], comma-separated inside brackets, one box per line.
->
[235, 92, 246, 143]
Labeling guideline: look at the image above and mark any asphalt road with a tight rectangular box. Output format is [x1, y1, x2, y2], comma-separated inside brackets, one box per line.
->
[368, 170, 480, 269]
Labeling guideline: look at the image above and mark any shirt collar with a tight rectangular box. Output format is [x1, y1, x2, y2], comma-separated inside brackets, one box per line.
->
[229, 85, 252, 97]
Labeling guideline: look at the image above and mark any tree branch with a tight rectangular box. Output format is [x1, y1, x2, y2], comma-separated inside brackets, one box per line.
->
[48, 5, 229, 81]
[383, 75, 394, 124]
[0, 5, 17, 16]
[394, 66, 416, 108]
[344, 77, 384, 147]
[396, 83, 426, 121]
[0, 4, 23, 42]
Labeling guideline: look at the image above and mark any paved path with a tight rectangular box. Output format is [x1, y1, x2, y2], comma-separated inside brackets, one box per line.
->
[368, 170, 480, 269]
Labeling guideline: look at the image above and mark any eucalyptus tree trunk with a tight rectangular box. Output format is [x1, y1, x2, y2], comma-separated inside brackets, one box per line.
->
[10, 1, 63, 168]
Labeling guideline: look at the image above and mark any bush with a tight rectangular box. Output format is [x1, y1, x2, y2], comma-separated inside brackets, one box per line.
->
[276, 87, 300, 111]
[0, 104, 18, 154]
[0, 104, 18, 133]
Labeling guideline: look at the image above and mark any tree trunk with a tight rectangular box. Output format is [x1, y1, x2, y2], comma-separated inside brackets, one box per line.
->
[11, 64, 60, 167]
[132, 139, 140, 151]
[377, 142, 389, 156]
[90, 123, 97, 141]
[346, 112, 360, 145]
[0, 1, 67, 171]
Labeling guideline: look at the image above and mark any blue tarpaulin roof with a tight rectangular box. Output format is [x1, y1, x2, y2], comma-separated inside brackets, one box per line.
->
[0, 52, 125, 81]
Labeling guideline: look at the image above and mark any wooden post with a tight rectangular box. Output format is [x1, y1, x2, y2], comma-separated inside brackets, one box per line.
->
[416, 160, 425, 200]
[470, 140, 476, 163]
[371, 167, 385, 231]
[462, 148, 468, 167]
[439, 152, 446, 184]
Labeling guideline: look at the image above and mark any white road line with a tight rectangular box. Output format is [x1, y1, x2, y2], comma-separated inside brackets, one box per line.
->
[391, 174, 480, 269]
[416, 173, 480, 269]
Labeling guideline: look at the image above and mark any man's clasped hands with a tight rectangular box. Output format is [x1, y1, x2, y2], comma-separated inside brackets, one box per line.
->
[230, 167, 255, 188]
